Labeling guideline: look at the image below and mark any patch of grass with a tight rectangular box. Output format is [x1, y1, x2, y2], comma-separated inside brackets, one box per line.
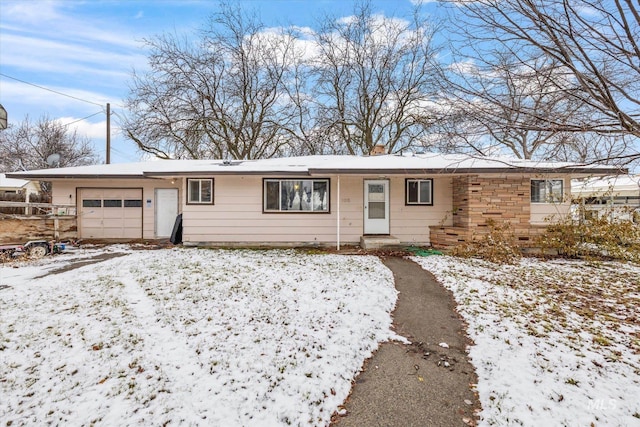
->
[592, 335, 612, 347]
[565, 378, 580, 386]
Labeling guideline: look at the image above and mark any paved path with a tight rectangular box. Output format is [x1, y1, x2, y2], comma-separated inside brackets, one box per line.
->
[332, 256, 480, 427]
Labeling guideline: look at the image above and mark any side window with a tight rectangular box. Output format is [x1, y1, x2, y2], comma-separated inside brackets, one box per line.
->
[187, 179, 214, 204]
[406, 179, 433, 205]
[531, 179, 564, 203]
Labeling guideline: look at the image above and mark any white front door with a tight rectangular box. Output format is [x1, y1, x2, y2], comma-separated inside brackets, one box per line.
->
[364, 180, 390, 234]
[155, 188, 178, 238]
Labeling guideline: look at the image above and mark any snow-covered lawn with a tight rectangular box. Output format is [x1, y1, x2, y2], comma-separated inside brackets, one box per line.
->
[413, 255, 640, 427]
[0, 247, 401, 426]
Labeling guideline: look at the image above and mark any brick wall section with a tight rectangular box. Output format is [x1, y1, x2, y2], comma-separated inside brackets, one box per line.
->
[431, 175, 546, 247]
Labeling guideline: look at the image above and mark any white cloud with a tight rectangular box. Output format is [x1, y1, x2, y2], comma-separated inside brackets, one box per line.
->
[56, 117, 110, 140]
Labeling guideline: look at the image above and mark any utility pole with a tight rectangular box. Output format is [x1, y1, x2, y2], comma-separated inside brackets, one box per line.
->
[106, 102, 111, 164]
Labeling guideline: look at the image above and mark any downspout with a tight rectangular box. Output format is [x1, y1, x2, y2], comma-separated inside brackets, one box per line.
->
[337, 175, 341, 251]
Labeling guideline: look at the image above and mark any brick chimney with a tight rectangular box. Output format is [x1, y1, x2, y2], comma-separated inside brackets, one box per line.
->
[370, 144, 386, 155]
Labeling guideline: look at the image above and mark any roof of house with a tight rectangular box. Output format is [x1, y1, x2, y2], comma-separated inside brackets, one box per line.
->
[572, 175, 640, 197]
[0, 173, 31, 189]
[6, 153, 625, 180]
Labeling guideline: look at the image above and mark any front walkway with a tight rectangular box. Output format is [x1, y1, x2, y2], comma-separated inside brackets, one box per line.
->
[332, 256, 480, 427]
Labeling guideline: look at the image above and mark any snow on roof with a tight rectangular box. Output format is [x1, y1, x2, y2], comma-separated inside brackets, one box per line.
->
[6, 153, 623, 179]
[0, 173, 30, 188]
[572, 175, 640, 197]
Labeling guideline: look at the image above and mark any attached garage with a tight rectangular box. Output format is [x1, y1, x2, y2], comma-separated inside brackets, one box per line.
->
[78, 188, 143, 239]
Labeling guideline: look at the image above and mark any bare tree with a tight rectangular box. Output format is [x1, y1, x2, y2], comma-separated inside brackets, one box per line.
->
[442, 53, 616, 160]
[0, 115, 99, 192]
[312, 1, 442, 155]
[444, 0, 640, 164]
[124, 3, 300, 160]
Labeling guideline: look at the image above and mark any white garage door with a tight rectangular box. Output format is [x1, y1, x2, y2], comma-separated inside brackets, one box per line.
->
[79, 188, 143, 239]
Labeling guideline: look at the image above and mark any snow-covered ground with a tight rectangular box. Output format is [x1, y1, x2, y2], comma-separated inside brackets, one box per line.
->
[413, 255, 640, 427]
[0, 247, 401, 426]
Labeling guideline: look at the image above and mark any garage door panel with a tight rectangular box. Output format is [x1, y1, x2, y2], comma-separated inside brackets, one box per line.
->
[82, 211, 102, 220]
[123, 209, 142, 219]
[122, 228, 141, 238]
[102, 210, 125, 219]
[81, 189, 104, 198]
[102, 218, 127, 227]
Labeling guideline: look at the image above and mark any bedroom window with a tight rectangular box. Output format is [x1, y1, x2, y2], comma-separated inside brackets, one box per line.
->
[531, 179, 563, 203]
[406, 179, 433, 205]
[187, 178, 213, 204]
[264, 179, 329, 212]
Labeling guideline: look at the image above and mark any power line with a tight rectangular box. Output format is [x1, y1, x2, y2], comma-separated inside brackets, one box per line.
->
[0, 72, 104, 107]
[61, 111, 104, 127]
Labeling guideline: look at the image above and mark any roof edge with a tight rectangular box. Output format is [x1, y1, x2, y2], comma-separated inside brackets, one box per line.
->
[309, 167, 627, 175]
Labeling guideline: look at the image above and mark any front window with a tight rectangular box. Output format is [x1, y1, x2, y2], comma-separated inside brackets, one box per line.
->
[406, 179, 433, 205]
[187, 178, 213, 204]
[264, 179, 329, 212]
[531, 179, 564, 203]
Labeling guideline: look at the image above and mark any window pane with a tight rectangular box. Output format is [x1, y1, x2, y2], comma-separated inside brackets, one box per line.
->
[103, 199, 122, 207]
[189, 180, 200, 203]
[407, 181, 418, 203]
[281, 180, 296, 210]
[124, 199, 142, 208]
[369, 202, 386, 219]
[531, 180, 544, 203]
[300, 180, 312, 211]
[419, 181, 431, 204]
[313, 181, 328, 211]
[201, 180, 212, 203]
[548, 180, 563, 202]
[265, 181, 279, 211]
[82, 199, 101, 208]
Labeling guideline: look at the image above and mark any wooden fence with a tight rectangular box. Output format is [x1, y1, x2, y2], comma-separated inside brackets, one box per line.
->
[0, 201, 77, 243]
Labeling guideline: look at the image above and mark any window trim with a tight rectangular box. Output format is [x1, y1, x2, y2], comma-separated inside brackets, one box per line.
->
[531, 179, 564, 204]
[186, 178, 214, 205]
[262, 178, 331, 214]
[405, 178, 434, 206]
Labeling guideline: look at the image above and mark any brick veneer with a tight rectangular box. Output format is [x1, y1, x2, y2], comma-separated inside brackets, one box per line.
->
[430, 175, 546, 247]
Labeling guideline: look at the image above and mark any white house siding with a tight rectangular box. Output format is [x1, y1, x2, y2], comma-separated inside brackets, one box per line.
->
[52, 179, 181, 239]
[182, 175, 344, 245]
[390, 176, 453, 243]
[181, 175, 453, 246]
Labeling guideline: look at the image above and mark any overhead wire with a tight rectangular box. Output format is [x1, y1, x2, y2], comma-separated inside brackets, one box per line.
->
[60, 111, 104, 127]
[0, 72, 104, 107]
[0, 72, 141, 162]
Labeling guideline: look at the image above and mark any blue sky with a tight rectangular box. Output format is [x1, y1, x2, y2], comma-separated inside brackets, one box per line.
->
[0, 0, 430, 164]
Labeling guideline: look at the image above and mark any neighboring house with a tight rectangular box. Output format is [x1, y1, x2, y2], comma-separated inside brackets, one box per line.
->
[0, 173, 40, 197]
[8, 153, 621, 248]
[572, 175, 640, 222]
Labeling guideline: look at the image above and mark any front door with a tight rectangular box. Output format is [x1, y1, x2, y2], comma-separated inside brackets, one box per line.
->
[364, 180, 389, 234]
[155, 188, 178, 238]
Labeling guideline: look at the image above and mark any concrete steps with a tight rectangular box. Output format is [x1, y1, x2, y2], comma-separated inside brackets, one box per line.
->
[360, 235, 401, 250]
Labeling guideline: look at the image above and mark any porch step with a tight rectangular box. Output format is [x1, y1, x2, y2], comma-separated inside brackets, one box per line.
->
[360, 235, 401, 250]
